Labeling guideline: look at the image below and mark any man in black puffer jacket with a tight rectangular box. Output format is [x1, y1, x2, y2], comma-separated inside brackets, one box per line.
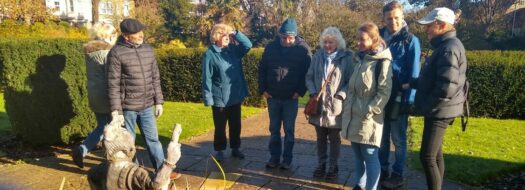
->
[411, 8, 467, 190]
[258, 17, 311, 170]
[106, 18, 180, 179]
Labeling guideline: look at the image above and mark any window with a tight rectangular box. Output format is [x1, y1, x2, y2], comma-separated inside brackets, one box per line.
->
[54, 0, 60, 10]
[100, 1, 112, 15]
[69, 0, 74, 12]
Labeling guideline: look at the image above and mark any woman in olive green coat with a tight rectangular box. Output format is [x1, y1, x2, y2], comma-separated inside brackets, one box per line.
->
[341, 22, 392, 190]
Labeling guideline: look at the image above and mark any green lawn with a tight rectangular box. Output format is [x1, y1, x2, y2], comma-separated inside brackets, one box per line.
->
[407, 116, 525, 185]
[0, 93, 11, 136]
[145, 102, 263, 144]
[0, 92, 264, 143]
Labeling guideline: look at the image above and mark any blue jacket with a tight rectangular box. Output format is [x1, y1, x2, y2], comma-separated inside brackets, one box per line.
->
[202, 31, 252, 107]
[258, 36, 311, 99]
[380, 26, 421, 105]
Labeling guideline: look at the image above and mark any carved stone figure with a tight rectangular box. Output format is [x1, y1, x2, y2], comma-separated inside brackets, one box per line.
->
[88, 115, 182, 190]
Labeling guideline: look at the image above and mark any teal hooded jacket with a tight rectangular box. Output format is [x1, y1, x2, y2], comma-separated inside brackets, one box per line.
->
[202, 31, 252, 107]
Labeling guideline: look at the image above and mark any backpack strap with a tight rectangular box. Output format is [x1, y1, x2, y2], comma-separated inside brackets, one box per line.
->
[375, 59, 384, 88]
[461, 80, 470, 131]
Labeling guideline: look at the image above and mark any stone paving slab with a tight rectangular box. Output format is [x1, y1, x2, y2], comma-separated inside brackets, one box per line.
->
[201, 172, 241, 190]
[0, 108, 469, 190]
[173, 170, 206, 190]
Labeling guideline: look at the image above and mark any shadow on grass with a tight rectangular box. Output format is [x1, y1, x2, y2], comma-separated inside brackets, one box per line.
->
[0, 111, 11, 136]
[407, 150, 525, 185]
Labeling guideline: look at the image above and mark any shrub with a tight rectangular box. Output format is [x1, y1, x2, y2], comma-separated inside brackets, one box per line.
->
[0, 39, 95, 145]
[156, 48, 525, 118]
[0, 39, 522, 145]
[467, 51, 525, 119]
[0, 20, 87, 40]
[155, 47, 266, 107]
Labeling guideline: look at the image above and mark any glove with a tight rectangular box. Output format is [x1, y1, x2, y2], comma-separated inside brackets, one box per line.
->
[166, 124, 182, 167]
[110, 110, 124, 127]
[155, 104, 163, 118]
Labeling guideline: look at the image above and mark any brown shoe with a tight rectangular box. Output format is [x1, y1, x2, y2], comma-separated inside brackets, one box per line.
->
[170, 171, 182, 180]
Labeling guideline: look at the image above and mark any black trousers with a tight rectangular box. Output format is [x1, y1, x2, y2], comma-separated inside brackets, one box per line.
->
[420, 117, 454, 190]
[314, 126, 341, 167]
[212, 103, 241, 151]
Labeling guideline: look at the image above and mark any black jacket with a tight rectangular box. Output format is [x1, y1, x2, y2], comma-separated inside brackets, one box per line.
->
[258, 36, 311, 99]
[106, 36, 163, 112]
[414, 31, 467, 118]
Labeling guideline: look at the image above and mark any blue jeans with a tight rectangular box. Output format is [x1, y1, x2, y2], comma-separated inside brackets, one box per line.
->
[379, 114, 408, 176]
[80, 113, 111, 157]
[124, 107, 164, 171]
[352, 143, 380, 190]
[267, 98, 298, 164]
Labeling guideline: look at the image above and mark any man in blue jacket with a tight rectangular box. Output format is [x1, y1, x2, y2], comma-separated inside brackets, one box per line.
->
[258, 18, 311, 170]
[378, 1, 421, 188]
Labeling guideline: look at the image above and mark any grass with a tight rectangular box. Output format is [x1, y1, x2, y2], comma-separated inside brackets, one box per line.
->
[407, 116, 525, 185]
[146, 102, 263, 144]
[0, 93, 11, 136]
[0, 92, 264, 144]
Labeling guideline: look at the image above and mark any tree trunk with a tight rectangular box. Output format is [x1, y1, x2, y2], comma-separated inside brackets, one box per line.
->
[92, 0, 100, 24]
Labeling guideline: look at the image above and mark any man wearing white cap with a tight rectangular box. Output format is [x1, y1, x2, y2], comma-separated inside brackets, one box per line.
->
[410, 7, 468, 190]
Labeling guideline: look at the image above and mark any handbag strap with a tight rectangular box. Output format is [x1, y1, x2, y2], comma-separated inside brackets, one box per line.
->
[315, 65, 338, 100]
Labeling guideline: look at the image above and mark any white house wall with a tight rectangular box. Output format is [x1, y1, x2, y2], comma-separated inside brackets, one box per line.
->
[45, 0, 92, 23]
[45, 0, 132, 24]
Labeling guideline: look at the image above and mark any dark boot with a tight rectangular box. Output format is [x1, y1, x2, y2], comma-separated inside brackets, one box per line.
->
[380, 169, 390, 182]
[325, 165, 338, 179]
[313, 164, 326, 178]
[215, 151, 224, 161]
[382, 172, 405, 188]
[72, 146, 84, 168]
[231, 148, 245, 159]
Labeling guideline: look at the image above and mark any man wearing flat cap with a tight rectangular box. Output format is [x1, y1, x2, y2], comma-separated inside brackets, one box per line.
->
[106, 18, 180, 179]
[408, 7, 467, 190]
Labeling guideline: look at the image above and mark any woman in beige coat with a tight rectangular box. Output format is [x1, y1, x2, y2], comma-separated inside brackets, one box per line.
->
[341, 22, 392, 190]
[305, 27, 353, 179]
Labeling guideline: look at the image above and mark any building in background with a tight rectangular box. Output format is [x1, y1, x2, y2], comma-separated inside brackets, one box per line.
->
[45, 0, 133, 25]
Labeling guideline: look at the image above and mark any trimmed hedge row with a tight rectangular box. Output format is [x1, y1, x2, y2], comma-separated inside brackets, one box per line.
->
[156, 47, 266, 107]
[0, 39, 522, 145]
[156, 48, 525, 119]
[0, 39, 95, 145]
[466, 51, 525, 119]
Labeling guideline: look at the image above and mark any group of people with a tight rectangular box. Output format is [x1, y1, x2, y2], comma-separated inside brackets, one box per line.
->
[202, 2, 467, 190]
[73, 18, 182, 180]
[72, 1, 467, 190]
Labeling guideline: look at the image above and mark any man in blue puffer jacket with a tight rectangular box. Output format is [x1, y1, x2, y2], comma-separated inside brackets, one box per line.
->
[378, 1, 421, 188]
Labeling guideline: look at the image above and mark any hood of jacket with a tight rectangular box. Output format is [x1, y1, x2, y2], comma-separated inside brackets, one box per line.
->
[359, 46, 392, 62]
[84, 40, 113, 54]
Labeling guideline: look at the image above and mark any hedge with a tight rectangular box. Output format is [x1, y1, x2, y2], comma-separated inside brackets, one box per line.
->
[156, 48, 525, 119]
[156, 47, 266, 107]
[466, 51, 525, 119]
[0, 39, 523, 145]
[0, 39, 95, 145]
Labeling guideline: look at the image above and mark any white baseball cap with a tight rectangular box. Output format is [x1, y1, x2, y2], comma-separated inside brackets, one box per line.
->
[417, 7, 455, 25]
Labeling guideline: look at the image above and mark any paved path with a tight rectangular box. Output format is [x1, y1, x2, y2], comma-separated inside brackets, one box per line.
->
[0, 108, 468, 190]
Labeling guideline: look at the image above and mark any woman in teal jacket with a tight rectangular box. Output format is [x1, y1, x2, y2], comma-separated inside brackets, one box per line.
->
[202, 24, 252, 161]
